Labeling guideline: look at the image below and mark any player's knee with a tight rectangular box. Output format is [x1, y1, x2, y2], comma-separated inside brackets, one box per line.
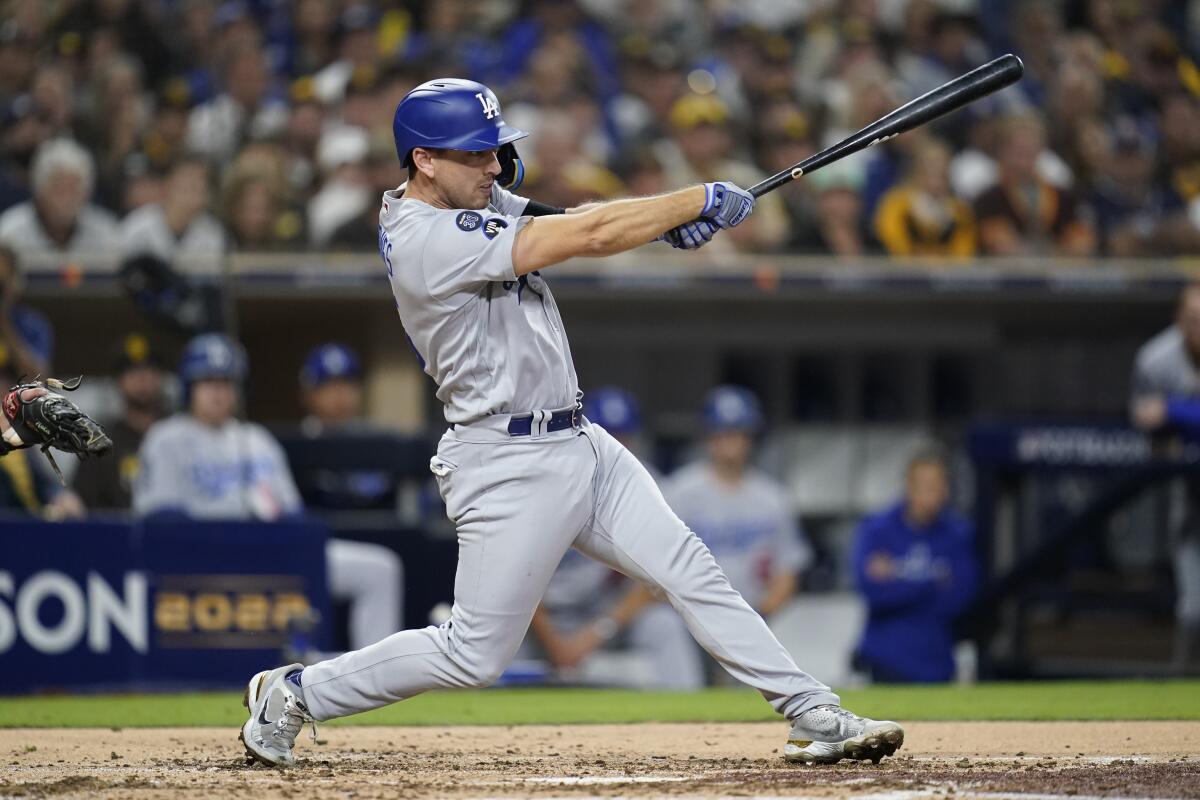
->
[458, 649, 509, 688]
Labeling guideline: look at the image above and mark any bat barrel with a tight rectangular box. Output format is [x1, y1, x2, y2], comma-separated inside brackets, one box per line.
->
[750, 54, 1024, 198]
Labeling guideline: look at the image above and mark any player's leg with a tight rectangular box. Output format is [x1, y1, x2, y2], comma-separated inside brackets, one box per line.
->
[242, 433, 595, 765]
[574, 423, 902, 763]
[625, 601, 705, 689]
[325, 538, 405, 649]
[301, 436, 594, 717]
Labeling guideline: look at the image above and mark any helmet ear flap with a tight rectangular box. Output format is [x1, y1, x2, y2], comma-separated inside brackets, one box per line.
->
[497, 142, 524, 190]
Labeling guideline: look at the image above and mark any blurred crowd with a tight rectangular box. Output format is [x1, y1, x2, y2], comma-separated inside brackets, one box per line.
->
[0, 0, 1198, 265]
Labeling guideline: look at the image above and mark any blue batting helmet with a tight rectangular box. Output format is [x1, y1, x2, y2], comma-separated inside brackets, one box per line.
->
[179, 333, 246, 387]
[584, 387, 642, 436]
[702, 385, 763, 433]
[301, 343, 362, 388]
[392, 78, 528, 166]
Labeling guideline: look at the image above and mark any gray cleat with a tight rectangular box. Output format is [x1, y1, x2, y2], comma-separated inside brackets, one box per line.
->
[238, 663, 316, 767]
[784, 704, 904, 764]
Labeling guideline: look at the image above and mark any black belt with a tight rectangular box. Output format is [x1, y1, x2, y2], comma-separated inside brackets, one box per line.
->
[507, 405, 582, 436]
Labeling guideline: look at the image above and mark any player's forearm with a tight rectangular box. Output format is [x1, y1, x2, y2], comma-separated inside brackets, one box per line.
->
[513, 186, 706, 274]
[758, 572, 798, 617]
[606, 584, 655, 627]
[578, 187, 706, 255]
[529, 606, 562, 647]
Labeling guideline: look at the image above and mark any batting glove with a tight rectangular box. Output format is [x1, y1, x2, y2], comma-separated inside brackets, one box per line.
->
[659, 219, 719, 250]
[700, 181, 755, 229]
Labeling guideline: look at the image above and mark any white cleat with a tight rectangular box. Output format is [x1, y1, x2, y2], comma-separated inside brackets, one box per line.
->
[238, 663, 316, 767]
[784, 704, 904, 765]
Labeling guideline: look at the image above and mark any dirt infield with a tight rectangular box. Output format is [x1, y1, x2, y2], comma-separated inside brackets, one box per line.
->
[1, 722, 1197, 800]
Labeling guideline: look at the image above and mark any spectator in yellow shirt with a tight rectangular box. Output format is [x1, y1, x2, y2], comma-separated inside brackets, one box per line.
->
[874, 138, 977, 258]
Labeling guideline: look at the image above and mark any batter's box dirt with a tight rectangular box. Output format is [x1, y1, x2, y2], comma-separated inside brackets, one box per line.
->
[1, 722, 1197, 799]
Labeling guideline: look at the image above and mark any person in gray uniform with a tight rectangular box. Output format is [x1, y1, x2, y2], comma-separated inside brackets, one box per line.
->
[240, 78, 903, 767]
[134, 333, 403, 652]
[664, 386, 813, 622]
[1131, 281, 1200, 674]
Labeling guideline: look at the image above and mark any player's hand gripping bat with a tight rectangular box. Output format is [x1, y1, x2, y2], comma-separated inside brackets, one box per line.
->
[749, 54, 1024, 198]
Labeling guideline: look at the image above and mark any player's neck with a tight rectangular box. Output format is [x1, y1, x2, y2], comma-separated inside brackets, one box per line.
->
[405, 175, 453, 209]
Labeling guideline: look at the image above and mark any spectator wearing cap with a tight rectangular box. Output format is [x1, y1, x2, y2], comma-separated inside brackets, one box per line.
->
[662, 386, 813, 622]
[119, 156, 227, 272]
[974, 115, 1095, 257]
[0, 243, 51, 379]
[852, 447, 978, 683]
[141, 79, 196, 173]
[0, 138, 119, 263]
[874, 138, 977, 258]
[71, 334, 166, 512]
[1086, 119, 1193, 257]
[657, 93, 788, 252]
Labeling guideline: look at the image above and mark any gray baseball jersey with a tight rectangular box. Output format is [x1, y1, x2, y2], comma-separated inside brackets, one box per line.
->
[663, 463, 812, 609]
[133, 414, 302, 520]
[1131, 326, 1200, 401]
[379, 184, 578, 424]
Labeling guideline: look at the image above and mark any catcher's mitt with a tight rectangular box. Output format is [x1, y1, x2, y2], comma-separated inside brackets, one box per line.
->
[1, 376, 113, 484]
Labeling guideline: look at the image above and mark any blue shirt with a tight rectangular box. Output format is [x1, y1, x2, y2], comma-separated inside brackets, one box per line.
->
[852, 502, 978, 682]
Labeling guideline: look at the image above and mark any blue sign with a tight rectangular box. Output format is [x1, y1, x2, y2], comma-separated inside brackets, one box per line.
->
[0, 519, 329, 693]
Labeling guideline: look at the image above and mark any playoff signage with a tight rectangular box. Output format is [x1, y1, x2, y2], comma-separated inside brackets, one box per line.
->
[0, 519, 328, 693]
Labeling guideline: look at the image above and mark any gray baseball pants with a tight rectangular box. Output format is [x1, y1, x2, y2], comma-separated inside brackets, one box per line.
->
[301, 419, 837, 721]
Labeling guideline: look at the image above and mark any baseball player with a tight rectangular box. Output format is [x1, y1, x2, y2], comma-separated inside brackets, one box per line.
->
[1131, 282, 1200, 673]
[525, 387, 703, 689]
[134, 333, 403, 652]
[663, 386, 813, 622]
[240, 78, 903, 767]
[293, 343, 398, 511]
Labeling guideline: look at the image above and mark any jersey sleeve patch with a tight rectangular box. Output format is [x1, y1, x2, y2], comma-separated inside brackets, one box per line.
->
[456, 210, 483, 232]
[483, 217, 509, 240]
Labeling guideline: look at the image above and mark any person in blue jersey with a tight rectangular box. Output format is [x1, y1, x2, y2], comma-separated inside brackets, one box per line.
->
[852, 447, 978, 683]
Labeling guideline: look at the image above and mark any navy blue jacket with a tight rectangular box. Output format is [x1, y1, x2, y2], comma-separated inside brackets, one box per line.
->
[852, 502, 978, 682]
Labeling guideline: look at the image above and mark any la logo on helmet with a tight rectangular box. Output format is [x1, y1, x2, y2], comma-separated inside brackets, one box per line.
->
[475, 92, 500, 120]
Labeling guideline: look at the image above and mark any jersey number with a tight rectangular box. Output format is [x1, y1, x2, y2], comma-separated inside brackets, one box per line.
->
[476, 92, 500, 120]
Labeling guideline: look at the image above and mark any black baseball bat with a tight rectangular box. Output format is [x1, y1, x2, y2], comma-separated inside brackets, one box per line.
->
[750, 54, 1024, 198]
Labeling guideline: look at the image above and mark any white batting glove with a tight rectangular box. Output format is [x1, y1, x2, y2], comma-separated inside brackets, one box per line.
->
[700, 181, 755, 229]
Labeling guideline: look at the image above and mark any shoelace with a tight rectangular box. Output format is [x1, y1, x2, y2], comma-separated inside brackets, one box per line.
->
[820, 705, 863, 735]
[273, 695, 319, 745]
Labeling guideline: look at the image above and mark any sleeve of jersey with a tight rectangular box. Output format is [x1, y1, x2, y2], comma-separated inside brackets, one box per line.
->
[490, 185, 532, 217]
[422, 210, 531, 303]
[131, 428, 184, 516]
